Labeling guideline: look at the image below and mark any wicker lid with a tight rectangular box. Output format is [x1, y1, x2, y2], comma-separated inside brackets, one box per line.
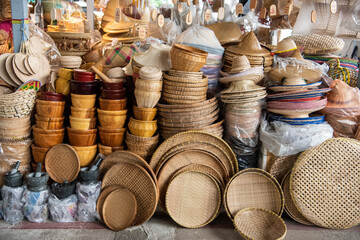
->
[225, 168, 284, 219]
[102, 163, 157, 226]
[227, 31, 270, 56]
[45, 144, 80, 183]
[290, 138, 360, 229]
[97, 185, 122, 220]
[102, 188, 137, 231]
[165, 171, 221, 228]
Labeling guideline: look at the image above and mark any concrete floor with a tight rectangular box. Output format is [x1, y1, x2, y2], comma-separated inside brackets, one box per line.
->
[0, 214, 359, 240]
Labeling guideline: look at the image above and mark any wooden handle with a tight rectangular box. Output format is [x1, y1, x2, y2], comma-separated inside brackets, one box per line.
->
[91, 66, 112, 83]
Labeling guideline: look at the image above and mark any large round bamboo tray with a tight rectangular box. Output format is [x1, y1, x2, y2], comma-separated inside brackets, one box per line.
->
[268, 154, 299, 182]
[233, 208, 287, 240]
[290, 138, 360, 229]
[165, 171, 221, 228]
[150, 131, 237, 173]
[97, 185, 121, 220]
[102, 188, 137, 231]
[170, 44, 208, 72]
[102, 163, 157, 226]
[45, 144, 80, 183]
[224, 168, 284, 219]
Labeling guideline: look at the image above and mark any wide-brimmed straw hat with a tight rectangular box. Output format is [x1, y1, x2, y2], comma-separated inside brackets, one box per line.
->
[267, 66, 322, 84]
[274, 39, 297, 57]
[227, 31, 271, 56]
[227, 56, 251, 74]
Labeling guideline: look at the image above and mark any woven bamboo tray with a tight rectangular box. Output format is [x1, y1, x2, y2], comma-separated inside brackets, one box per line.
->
[149, 131, 237, 173]
[289, 34, 345, 55]
[97, 185, 121, 220]
[162, 96, 207, 105]
[157, 103, 218, 119]
[224, 168, 284, 219]
[290, 138, 360, 229]
[163, 87, 208, 96]
[165, 171, 221, 228]
[168, 69, 203, 78]
[158, 113, 218, 129]
[281, 171, 313, 226]
[102, 163, 157, 226]
[158, 107, 219, 123]
[162, 79, 208, 88]
[157, 93, 217, 111]
[233, 208, 287, 240]
[162, 92, 207, 100]
[102, 188, 137, 231]
[268, 154, 299, 182]
[125, 131, 159, 144]
[45, 144, 80, 183]
[163, 74, 208, 84]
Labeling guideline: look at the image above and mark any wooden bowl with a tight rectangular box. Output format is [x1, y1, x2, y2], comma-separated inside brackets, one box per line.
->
[98, 127, 126, 147]
[67, 127, 97, 146]
[134, 89, 161, 108]
[135, 79, 163, 92]
[98, 143, 125, 156]
[100, 88, 126, 99]
[36, 99, 65, 118]
[71, 93, 96, 108]
[70, 106, 96, 118]
[101, 81, 124, 90]
[128, 117, 157, 137]
[133, 106, 157, 121]
[72, 145, 97, 167]
[32, 126, 65, 148]
[31, 144, 50, 163]
[35, 114, 64, 130]
[99, 98, 127, 111]
[69, 116, 97, 130]
[41, 91, 65, 101]
[97, 109, 127, 128]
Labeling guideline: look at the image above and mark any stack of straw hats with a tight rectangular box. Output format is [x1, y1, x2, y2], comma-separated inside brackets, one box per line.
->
[0, 89, 36, 185]
[220, 56, 266, 170]
[223, 31, 273, 73]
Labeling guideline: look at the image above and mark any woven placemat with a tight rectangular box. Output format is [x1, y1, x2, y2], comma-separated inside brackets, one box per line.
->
[102, 163, 157, 226]
[290, 138, 360, 229]
[103, 188, 137, 231]
[225, 168, 284, 219]
[97, 185, 121, 220]
[281, 171, 313, 226]
[150, 131, 237, 173]
[165, 171, 221, 228]
[233, 208, 287, 240]
[45, 144, 80, 183]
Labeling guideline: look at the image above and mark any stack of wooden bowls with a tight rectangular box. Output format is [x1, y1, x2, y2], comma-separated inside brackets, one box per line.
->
[32, 91, 65, 170]
[69, 76, 98, 167]
[56, 68, 73, 96]
[70, 69, 98, 95]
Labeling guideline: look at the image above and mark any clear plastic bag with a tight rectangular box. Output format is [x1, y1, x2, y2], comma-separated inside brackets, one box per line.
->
[49, 194, 77, 222]
[76, 181, 101, 222]
[1, 185, 25, 224]
[22, 188, 49, 223]
[259, 119, 334, 157]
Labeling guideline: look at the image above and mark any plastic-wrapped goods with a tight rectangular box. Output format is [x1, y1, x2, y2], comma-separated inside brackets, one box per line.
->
[48, 194, 78, 222]
[1, 185, 25, 224]
[22, 188, 49, 223]
[259, 120, 334, 157]
[76, 181, 101, 222]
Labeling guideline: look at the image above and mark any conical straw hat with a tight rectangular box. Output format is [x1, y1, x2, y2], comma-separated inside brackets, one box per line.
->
[227, 31, 270, 56]
[228, 56, 251, 74]
[326, 80, 360, 108]
[275, 39, 297, 54]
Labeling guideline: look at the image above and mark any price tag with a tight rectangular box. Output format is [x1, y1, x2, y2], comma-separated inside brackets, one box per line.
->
[205, 9, 211, 22]
[259, 7, 266, 19]
[330, 0, 337, 14]
[138, 26, 146, 40]
[157, 14, 164, 28]
[218, 7, 224, 20]
[151, 9, 158, 21]
[187, 0, 191, 6]
[311, 10, 317, 23]
[250, 0, 257, 11]
[269, 4, 276, 17]
[172, 0, 177, 4]
[284, 3, 293, 15]
[115, 8, 121, 23]
[178, 3, 183, 13]
[186, 12, 193, 25]
[236, 3, 243, 15]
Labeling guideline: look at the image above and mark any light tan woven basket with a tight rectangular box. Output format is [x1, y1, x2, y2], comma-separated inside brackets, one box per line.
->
[170, 44, 208, 72]
[0, 89, 36, 118]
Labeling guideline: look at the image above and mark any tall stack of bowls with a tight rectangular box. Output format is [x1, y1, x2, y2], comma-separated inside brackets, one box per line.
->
[56, 68, 74, 96]
[69, 69, 98, 167]
[32, 91, 65, 170]
[98, 79, 127, 156]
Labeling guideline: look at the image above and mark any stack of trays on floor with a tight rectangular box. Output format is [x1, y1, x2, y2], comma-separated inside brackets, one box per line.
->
[219, 56, 266, 170]
[97, 151, 158, 231]
[127, 66, 161, 160]
[0, 89, 36, 185]
[149, 132, 237, 228]
[32, 91, 65, 171]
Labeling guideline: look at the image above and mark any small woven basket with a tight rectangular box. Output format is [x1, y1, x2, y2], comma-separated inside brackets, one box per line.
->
[0, 89, 36, 118]
[170, 44, 208, 72]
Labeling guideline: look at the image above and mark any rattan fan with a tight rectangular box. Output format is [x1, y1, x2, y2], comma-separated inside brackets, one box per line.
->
[102, 163, 157, 226]
[165, 171, 221, 228]
[290, 138, 360, 229]
[96, 185, 122, 220]
[225, 168, 284, 219]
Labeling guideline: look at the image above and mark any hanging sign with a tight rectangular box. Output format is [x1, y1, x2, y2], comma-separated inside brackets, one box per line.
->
[250, 0, 257, 11]
[236, 3, 243, 15]
[138, 26, 146, 40]
[186, 12, 193, 25]
[259, 7, 266, 19]
[115, 8, 121, 23]
[178, 3, 183, 13]
[284, 3, 293, 15]
[269, 4, 276, 16]
[311, 10, 317, 23]
[205, 9, 211, 22]
[218, 7, 224, 20]
[157, 14, 164, 27]
[151, 9, 158, 21]
[187, 0, 191, 7]
[330, 1, 337, 14]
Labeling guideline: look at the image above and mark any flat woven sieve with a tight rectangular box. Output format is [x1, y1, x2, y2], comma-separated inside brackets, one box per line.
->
[150, 131, 237, 173]
[102, 188, 137, 231]
[97, 185, 122, 220]
[157, 150, 228, 208]
[225, 168, 284, 219]
[45, 144, 80, 183]
[290, 138, 360, 229]
[269, 154, 299, 182]
[281, 171, 313, 226]
[165, 171, 221, 228]
[102, 163, 157, 226]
